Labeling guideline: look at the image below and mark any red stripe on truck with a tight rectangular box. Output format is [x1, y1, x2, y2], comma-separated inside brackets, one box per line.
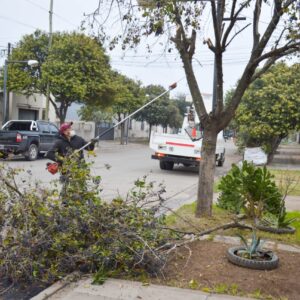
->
[166, 141, 195, 148]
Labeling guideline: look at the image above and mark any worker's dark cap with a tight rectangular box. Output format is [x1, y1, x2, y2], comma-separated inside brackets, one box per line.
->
[59, 122, 73, 134]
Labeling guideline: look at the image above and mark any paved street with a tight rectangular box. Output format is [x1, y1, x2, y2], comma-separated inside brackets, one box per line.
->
[1, 140, 240, 211]
[2, 140, 299, 212]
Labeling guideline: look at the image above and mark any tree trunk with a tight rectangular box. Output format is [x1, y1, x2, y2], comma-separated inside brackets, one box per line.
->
[267, 136, 282, 164]
[120, 122, 125, 145]
[57, 100, 70, 124]
[60, 108, 68, 124]
[148, 124, 152, 141]
[196, 127, 218, 217]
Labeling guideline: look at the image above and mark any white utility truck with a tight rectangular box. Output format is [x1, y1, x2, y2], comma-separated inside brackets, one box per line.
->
[150, 106, 226, 170]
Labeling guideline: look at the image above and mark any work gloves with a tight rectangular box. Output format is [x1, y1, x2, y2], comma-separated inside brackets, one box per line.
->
[90, 138, 99, 145]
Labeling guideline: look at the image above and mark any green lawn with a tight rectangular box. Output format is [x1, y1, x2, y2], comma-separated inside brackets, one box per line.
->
[166, 203, 300, 245]
[269, 169, 300, 196]
[213, 179, 221, 193]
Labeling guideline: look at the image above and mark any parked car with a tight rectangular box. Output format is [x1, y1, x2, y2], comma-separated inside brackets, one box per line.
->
[0, 120, 59, 161]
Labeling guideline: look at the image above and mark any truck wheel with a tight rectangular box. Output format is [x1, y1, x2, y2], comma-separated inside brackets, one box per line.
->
[165, 162, 174, 170]
[217, 159, 224, 167]
[25, 144, 39, 161]
[160, 161, 167, 170]
[217, 153, 225, 167]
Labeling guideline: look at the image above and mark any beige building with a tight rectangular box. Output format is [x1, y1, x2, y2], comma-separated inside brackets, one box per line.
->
[0, 91, 56, 124]
[185, 93, 213, 112]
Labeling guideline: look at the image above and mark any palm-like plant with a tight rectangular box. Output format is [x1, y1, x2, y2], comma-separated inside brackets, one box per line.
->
[260, 200, 298, 229]
[237, 231, 266, 259]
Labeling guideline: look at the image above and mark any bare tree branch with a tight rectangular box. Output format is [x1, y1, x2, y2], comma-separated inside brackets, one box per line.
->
[254, 0, 283, 55]
[253, 0, 263, 51]
[161, 221, 253, 236]
[210, 0, 220, 53]
[158, 221, 253, 253]
[220, 0, 298, 130]
[170, 6, 208, 120]
[250, 56, 277, 83]
[283, 0, 297, 9]
[221, 0, 251, 50]
[273, 27, 288, 49]
[2, 177, 23, 197]
[253, 42, 300, 64]
[188, 30, 197, 60]
[250, 46, 299, 82]
[225, 23, 251, 48]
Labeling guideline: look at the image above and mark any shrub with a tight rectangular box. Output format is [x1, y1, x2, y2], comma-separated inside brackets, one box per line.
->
[0, 157, 170, 287]
[217, 161, 282, 219]
[260, 200, 298, 229]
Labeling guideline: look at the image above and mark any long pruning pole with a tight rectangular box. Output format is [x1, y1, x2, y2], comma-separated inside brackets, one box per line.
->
[76, 82, 178, 153]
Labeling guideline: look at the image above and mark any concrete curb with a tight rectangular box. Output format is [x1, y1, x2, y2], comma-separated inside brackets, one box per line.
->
[30, 272, 82, 300]
[31, 280, 70, 300]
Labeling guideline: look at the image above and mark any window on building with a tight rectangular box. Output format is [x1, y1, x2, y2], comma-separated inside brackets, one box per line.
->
[18, 108, 38, 120]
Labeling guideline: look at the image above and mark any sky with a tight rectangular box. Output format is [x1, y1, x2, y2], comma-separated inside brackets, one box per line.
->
[0, 0, 289, 98]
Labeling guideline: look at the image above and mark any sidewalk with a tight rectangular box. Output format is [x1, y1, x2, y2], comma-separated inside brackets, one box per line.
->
[32, 278, 254, 300]
[269, 143, 300, 170]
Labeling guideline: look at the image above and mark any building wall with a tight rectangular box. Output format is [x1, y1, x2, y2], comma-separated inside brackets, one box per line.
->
[9, 92, 56, 122]
[63, 120, 96, 142]
[114, 119, 174, 140]
[185, 93, 213, 113]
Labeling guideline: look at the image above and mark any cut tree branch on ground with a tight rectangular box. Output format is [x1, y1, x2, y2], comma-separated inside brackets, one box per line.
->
[161, 221, 253, 237]
[156, 221, 253, 255]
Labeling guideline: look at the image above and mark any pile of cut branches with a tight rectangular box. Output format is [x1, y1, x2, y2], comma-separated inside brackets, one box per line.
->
[0, 159, 171, 288]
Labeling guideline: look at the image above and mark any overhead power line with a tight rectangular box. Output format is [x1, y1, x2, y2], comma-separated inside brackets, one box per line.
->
[111, 59, 250, 69]
[0, 15, 38, 30]
[24, 0, 78, 27]
[24, 0, 48, 12]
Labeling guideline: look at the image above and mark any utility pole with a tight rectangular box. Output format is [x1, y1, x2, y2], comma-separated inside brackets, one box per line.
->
[7, 43, 11, 57]
[2, 43, 11, 124]
[44, 0, 53, 121]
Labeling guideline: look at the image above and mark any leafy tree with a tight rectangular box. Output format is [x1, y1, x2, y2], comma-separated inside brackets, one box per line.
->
[111, 73, 146, 144]
[78, 73, 145, 144]
[6, 30, 116, 123]
[87, 0, 300, 217]
[78, 105, 114, 123]
[172, 93, 190, 117]
[233, 63, 300, 162]
[137, 85, 171, 138]
[164, 103, 183, 132]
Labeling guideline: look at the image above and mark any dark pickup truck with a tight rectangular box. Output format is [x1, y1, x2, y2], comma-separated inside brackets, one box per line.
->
[0, 120, 60, 161]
